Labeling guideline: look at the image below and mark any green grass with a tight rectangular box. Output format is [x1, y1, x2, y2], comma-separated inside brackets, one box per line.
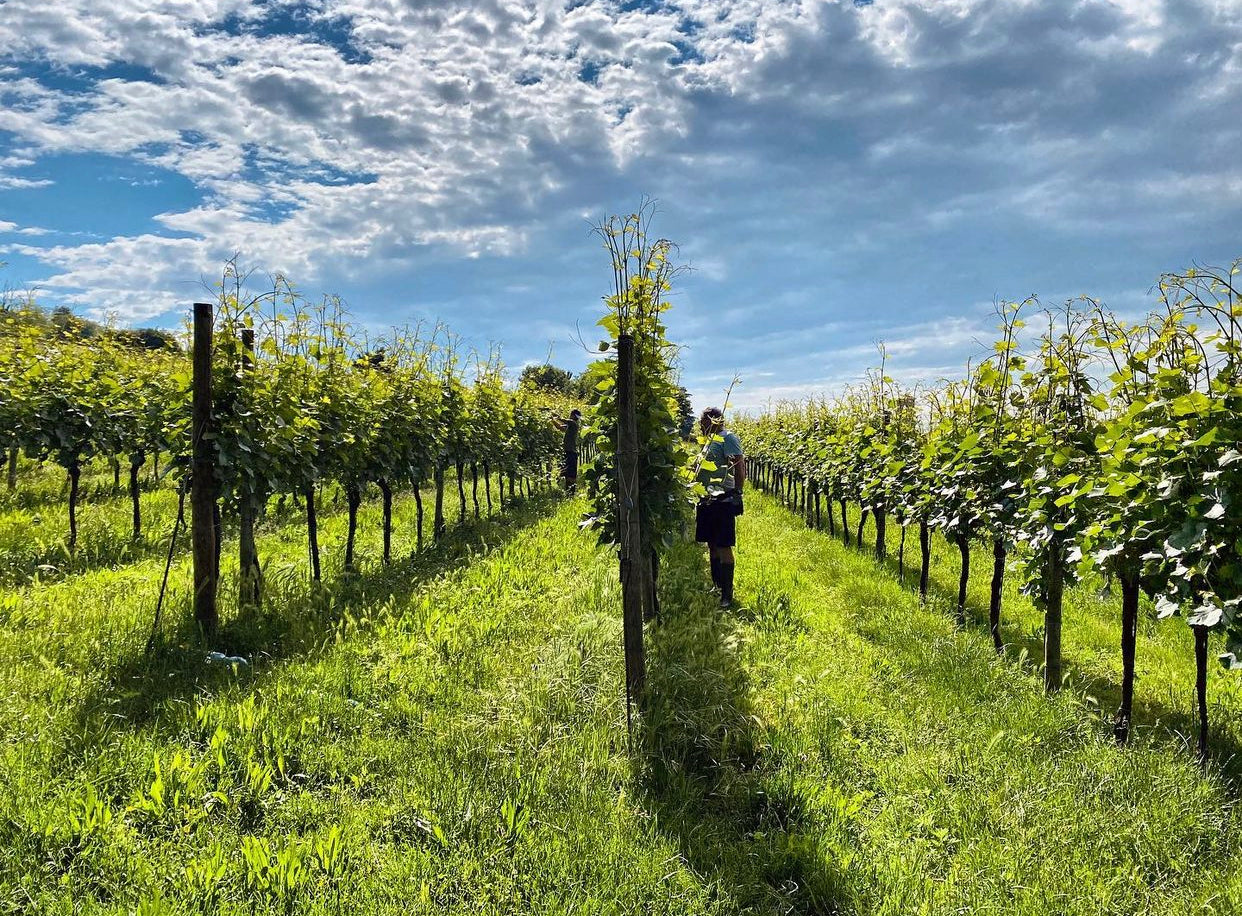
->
[2, 471, 1241, 914]
[675, 493, 1242, 913]
[778, 491, 1242, 769]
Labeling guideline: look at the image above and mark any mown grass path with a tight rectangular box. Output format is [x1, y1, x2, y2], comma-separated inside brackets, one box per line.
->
[652, 491, 1242, 914]
[3, 482, 1242, 914]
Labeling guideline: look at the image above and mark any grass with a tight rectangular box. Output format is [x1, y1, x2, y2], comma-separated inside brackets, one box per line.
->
[680, 494, 1242, 913]
[2, 465, 1241, 914]
[776, 490, 1242, 773]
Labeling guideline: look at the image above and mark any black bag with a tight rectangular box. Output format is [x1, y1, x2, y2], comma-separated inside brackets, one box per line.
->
[717, 488, 744, 517]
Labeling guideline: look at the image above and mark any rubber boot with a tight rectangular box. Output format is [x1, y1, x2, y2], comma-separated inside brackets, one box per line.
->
[719, 562, 735, 608]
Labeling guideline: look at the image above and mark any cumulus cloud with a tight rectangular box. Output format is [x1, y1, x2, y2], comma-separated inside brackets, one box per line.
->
[0, 219, 50, 235]
[0, 0, 1238, 402]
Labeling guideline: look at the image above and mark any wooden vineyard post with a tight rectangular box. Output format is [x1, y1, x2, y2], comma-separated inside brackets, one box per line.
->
[1195, 625, 1210, 765]
[1114, 564, 1140, 743]
[616, 333, 647, 714]
[191, 302, 219, 637]
[1043, 547, 1065, 694]
[238, 328, 262, 606]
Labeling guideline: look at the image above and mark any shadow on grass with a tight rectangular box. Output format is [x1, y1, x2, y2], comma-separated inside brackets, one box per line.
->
[0, 522, 185, 589]
[66, 490, 564, 752]
[0, 473, 473, 588]
[0, 472, 185, 587]
[638, 541, 850, 915]
[0, 470, 166, 514]
[758, 487, 1242, 789]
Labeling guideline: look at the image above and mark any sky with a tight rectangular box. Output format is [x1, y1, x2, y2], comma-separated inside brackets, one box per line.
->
[0, 0, 1239, 412]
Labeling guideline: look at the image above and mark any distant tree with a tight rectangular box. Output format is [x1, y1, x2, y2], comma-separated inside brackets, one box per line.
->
[573, 361, 610, 403]
[111, 327, 181, 352]
[520, 363, 574, 394]
[674, 385, 694, 438]
[50, 305, 78, 333]
[49, 306, 104, 339]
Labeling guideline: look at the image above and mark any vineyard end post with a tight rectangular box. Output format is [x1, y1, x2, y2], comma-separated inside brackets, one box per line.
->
[191, 302, 219, 638]
[616, 333, 646, 715]
[238, 328, 262, 606]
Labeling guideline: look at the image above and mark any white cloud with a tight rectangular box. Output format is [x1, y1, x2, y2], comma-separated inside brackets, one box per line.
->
[0, 0, 1237, 397]
[0, 176, 54, 189]
[0, 219, 50, 235]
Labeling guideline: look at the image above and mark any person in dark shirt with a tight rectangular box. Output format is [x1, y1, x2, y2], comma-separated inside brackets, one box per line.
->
[560, 408, 581, 493]
[695, 407, 746, 607]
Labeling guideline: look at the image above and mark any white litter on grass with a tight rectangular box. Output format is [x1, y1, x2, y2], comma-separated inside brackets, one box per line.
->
[205, 651, 250, 668]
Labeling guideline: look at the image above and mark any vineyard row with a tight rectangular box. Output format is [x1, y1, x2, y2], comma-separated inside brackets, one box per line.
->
[733, 259, 1242, 760]
[0, 289, 582, 620]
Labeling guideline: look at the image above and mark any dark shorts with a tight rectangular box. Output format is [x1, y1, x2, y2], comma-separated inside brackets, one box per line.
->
[695, 498, 737, 548]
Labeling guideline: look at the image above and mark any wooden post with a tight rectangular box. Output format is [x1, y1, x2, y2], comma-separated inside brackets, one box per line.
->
[238, 328, 261, 606]
[1195, 625, 1210, 764]
[616, 334, 646, 710]
[1043, 547, 1064, 694]
[1114, 563, 1140, 743]
[191, 302, 218, 637]
[305, 485, 321, 581]
[6, 447, 16, 491]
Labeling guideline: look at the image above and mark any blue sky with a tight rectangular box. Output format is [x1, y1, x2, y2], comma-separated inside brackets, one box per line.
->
[1, 0, 1240, 411]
